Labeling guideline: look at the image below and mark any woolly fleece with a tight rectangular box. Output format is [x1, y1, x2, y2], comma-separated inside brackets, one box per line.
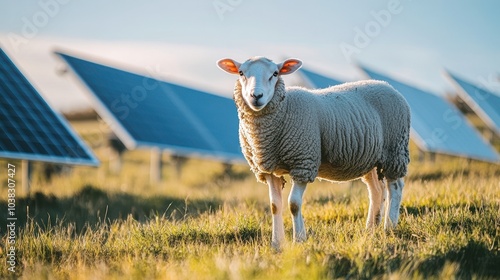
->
[233, 78, 411, 184]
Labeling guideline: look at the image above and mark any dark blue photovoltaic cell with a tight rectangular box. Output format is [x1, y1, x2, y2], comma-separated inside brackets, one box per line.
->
[57, 52, 243, 162]
[299, 68, 343, 89]
[0, 48, 98, 165]
[361, 66, 499, 163]
[446, 71, 500, 136]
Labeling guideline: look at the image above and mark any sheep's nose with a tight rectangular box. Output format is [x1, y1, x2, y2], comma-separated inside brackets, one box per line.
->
[251, 92, 263, 100]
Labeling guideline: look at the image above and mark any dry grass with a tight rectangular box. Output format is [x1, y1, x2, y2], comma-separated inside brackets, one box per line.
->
[0, 119, 499, 279]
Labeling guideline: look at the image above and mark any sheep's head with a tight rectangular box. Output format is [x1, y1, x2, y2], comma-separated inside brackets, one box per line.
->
[217, 57, 302, 111]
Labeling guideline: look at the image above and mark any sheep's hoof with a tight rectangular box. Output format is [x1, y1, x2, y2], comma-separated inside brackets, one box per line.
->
[383, 221, 397, 231]
[293, 234, 307, 244]
[366, 219, 382, 229]
[271, 241, 282, 252]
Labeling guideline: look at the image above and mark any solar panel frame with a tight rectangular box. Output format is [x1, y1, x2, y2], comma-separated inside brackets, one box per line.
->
[0, 48, 99, 166]
[56, 51, 244, 163]
[359, 65, 499, 163]
[445, 71, 500, 136]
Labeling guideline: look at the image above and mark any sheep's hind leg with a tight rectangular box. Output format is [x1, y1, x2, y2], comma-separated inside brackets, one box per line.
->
[384, 178, 404, 229]
[288, 181, 307, 243]
[266, 174, 286, 250]
[362, 168, 385, 228]
[379, 179, 387, 225]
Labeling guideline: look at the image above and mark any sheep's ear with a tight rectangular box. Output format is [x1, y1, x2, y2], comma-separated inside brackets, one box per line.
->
[278, 59, 302, 75]
[217, 58, 241, 74]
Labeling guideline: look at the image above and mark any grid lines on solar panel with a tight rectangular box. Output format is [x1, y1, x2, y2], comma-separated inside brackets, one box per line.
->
[0, 49, 98, 165]
[58, 52, 243, 161]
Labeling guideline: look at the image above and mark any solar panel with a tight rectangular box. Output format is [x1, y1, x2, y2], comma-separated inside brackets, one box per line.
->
[0, 48, 99, 166]
[445, 71, 500, 136]
[56, 51, 243, 162]
[299, 67, 343, 89]
[360, 65, 499, 163]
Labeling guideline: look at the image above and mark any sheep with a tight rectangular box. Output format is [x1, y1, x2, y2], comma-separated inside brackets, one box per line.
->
[217, 56, 410, 249]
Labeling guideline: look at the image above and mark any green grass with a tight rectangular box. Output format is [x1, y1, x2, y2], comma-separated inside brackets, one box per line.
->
[0, 120, 499, 279]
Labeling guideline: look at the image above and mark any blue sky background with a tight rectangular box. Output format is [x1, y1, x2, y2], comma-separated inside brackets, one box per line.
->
[0, 0, 499, 111]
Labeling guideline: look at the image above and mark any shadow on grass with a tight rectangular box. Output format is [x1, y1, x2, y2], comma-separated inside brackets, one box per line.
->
[407, 170, 448, 182]
[0, 185, 222, 232]
[404, 202, 489, 217]
[407, 168, 500, 182]
[417, 240, 500, 279]
[324, 240, 500, 279]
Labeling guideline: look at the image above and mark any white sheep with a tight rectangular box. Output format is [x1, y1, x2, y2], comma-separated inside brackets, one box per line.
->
[217, 56, 410, 249]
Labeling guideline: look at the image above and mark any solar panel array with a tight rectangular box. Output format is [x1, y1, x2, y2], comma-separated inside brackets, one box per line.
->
[445, 71, 500, 136]
[0, 48, 98, 166]
[360, 66, 499, 163]
[57, 52, 243, 162]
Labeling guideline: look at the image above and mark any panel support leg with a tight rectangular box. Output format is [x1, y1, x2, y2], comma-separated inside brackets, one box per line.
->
[150, 148, 162, 183]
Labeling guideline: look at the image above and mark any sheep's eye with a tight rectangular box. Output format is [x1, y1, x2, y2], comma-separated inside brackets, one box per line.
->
[239, 71, 244, 76]
[269, 71, 279, 81]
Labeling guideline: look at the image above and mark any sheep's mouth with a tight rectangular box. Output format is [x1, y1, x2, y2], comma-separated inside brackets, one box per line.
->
[249, 101, 265, 111]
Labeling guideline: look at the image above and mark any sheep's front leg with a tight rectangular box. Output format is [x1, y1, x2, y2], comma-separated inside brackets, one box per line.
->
[266, 174, 285, 250]
[384, 178, 404, 229]
[288, 181, 307, 243]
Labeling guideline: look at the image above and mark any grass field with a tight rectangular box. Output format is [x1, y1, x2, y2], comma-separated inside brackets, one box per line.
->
[1, 119, 499, 279]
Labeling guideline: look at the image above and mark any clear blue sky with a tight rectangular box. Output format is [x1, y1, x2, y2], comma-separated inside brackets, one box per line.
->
[1, 0, 499, 110]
